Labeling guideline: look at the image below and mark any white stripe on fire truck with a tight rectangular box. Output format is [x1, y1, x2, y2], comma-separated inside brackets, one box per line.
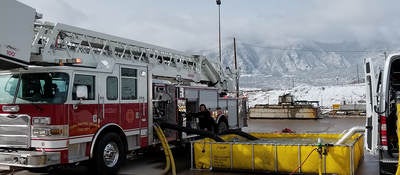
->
[69, 136, 93, 144]
[66, 128, 148, 145]
[31, 139, 68, 148]
[69, 134, 94, 139]
[125, 130, 140, 136]
[125, 128, 148, 136]
[40, 148, 68, 152]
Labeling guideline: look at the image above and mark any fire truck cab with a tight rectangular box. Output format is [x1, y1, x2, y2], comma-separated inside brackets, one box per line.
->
[0, 1, 245, 174]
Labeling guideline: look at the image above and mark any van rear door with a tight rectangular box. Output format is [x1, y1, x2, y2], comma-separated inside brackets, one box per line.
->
[364, 57, 380, 155]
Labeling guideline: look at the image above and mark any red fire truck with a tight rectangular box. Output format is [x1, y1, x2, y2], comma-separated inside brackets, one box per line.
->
[0, 1, 246, 174]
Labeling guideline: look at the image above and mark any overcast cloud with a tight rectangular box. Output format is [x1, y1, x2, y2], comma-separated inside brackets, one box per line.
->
[18, 0, 400, 52]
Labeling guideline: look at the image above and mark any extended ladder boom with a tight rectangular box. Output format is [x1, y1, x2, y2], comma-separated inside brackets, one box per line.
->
[0, 0, 236, 92]
[31, 22, 235, 91]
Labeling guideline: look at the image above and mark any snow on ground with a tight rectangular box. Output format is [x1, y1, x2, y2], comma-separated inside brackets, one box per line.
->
[243, 83, 366, 108]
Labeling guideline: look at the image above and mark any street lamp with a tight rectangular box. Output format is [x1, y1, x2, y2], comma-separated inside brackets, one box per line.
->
[216, 0, 222, 67]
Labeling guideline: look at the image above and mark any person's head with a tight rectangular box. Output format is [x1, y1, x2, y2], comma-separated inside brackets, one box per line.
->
[199, 104, 207, 112]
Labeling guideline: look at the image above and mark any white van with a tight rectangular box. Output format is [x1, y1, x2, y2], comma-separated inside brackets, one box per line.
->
[365, 54, 400, 174]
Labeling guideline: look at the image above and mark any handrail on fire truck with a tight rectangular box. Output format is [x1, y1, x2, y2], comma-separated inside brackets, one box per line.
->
[30, 22, 236, 92]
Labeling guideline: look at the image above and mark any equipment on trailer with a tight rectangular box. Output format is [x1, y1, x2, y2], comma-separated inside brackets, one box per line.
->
[249, 94, 320, 119]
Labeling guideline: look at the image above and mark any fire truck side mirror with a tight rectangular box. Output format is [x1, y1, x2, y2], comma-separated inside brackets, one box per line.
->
[76, 85, 88, 99]
[73, 85, 88, 110]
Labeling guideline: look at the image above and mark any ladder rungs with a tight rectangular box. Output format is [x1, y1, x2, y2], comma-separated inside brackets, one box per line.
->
[33, 23, 203, 72]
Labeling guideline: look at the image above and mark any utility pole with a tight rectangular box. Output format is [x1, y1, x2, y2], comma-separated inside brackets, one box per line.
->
[233, 37, 240, 125]
[216, 0, 222, 68]
[234, 37, 239, 98]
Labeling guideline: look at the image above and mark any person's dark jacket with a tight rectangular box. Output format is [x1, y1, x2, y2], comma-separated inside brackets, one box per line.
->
[197, 111, 214, 132]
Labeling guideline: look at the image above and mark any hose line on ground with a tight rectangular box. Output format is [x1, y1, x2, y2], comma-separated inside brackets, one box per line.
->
[154, 124, 176, 175]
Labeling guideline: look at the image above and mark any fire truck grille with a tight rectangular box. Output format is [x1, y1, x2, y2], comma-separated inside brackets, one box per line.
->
[0, 114, 30, 148]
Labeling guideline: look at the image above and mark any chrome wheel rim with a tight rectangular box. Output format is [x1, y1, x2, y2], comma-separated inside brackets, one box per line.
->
[103, 142, 119, 167]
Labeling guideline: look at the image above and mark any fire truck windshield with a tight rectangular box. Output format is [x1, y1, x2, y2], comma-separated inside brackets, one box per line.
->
[0, 72, 69, 104]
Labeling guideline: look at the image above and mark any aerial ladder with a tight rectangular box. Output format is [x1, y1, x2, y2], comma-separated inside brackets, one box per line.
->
[3, 20, 236, 92]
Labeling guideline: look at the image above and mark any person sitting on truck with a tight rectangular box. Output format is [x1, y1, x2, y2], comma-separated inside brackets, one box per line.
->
[197, 104, 214, 132]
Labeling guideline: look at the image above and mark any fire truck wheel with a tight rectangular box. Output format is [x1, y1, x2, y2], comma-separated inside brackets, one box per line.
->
[27, 167, 49, 173]
[92, 132, 125, 175]
[217, 121, 228, 134]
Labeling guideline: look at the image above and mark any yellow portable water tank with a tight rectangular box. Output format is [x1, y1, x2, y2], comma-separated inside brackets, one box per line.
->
[191, 133, 363, 175]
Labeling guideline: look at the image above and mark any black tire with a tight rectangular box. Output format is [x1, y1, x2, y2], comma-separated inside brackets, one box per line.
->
[92, 132, 125, 175]
[379, 162, 397, 175]
[217, 120, 228, 134]
[27, 167, 49, 173]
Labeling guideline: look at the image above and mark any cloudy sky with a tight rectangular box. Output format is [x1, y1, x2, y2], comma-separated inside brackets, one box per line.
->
[18, 0, 400, 52]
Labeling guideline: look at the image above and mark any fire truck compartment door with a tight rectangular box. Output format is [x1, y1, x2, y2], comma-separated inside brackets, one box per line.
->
[0, 0, 36, 69]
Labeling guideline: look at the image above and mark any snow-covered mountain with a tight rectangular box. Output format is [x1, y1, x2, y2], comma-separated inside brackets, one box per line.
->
[199, 40, 393, 89]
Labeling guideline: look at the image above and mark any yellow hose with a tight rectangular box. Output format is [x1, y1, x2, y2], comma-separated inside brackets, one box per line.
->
[154, 124, 176, 175]
[396, 104, 400, 175]
[160, 126, 176, 175]
[154, 125, 171, 174]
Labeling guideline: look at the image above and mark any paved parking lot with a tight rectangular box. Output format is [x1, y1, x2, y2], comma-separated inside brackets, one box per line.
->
[1, 117, 379, 175]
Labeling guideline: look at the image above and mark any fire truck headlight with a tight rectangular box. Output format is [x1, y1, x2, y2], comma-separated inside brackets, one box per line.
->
[32, 117, 51, 125]
[2, 105, 20, 112]
[32, 126, 67, 137]
[33, 128, 48, 136]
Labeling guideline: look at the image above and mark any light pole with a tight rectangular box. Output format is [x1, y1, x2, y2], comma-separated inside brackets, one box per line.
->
[216, 0, 222, 67]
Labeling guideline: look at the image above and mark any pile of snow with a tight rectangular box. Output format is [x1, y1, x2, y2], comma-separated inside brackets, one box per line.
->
[243, 83, 366, 108]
